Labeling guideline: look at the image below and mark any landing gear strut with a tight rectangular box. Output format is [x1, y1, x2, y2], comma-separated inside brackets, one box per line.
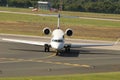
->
[56, 50, 60, 56]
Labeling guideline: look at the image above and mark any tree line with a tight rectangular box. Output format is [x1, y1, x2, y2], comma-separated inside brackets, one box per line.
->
[0, 0, 120, 14]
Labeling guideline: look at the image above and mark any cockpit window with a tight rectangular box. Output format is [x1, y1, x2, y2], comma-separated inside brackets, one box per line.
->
[52, 39, 63, 42]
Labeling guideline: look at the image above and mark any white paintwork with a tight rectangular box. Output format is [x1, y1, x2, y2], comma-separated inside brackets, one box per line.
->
[2, 38, 47, 46]
[52, 29, 64, 37]
[1, 14, 119, 53]
[51, 29, 64, 50]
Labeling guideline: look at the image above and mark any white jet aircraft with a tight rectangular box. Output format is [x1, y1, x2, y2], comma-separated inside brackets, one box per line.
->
[2, 14, 119, 56]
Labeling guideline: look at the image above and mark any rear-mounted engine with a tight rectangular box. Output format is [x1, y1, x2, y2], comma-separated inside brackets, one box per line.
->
[65, 28, 73, 36]
[43, 27, 51, 35]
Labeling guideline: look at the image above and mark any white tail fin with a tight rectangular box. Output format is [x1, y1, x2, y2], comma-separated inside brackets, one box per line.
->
[57, 14, 60, 29]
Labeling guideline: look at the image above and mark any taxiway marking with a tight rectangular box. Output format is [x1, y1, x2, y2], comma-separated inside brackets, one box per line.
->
[40, 53, 56, 59]
[0, 57, 91, 68]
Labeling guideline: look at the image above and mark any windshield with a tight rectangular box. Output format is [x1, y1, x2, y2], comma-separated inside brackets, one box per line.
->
[52, 39, 63, 42]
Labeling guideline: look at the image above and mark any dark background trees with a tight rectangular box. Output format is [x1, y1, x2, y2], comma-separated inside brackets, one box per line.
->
[0, 0, 120, 14]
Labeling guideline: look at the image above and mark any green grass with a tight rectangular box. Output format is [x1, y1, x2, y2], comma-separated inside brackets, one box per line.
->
[0, 7, 120, 40]
[0, 7, 30, 12]
[0, 12, 120, 28]
[0, 7, 120, 20]
[0, 13, 56, 24]
[0, 72, 120, 80]
[0, 7, 56, 14]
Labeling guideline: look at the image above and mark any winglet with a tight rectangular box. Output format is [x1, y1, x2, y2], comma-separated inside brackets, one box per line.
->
[57, 14, 60, 29]
[113, 38, 120, 45]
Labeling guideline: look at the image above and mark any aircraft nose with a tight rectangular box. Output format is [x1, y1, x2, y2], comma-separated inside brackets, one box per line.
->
[55, 45, 61, 49]
[53, 43, 63, 50]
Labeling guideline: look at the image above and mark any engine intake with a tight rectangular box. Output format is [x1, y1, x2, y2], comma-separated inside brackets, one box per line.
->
[43, 27, 51, 35]
[65, 29, 73, 36]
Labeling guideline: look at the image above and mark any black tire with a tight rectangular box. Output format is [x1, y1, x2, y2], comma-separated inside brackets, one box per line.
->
[65, 47, 70, 53]
[44, 44, 50, 52]
[48, 47, 50, 52]
[65, 47, 68, 52]
[68, 48, 70, 52]
[44, 47, 47, 52]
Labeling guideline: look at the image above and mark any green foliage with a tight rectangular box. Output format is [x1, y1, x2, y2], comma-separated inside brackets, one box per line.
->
[0, 0, 120, 14]
[0, 0, 7, 6]
[8, 0, 32, 8]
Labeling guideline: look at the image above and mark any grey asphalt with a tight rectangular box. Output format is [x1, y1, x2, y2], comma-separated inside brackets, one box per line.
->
[0, 34, 120, 77]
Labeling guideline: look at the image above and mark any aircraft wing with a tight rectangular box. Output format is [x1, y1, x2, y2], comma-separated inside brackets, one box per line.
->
[65, 39, 120, 48]
[2, 38, 49, 46]
[68, 43, 113, 48]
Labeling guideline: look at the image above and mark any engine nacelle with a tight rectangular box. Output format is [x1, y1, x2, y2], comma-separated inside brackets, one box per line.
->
[65, 28, 73, 36]
[43, 27, 51, 35]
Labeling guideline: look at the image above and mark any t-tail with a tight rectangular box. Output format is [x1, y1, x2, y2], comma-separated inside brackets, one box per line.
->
[57, 14, 60, 29]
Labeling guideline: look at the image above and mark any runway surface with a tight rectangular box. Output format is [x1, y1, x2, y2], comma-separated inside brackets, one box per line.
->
[0, 34, 120, 77]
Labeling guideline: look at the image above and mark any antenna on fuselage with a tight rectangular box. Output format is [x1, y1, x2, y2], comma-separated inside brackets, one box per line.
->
[57, 14, 60, 29]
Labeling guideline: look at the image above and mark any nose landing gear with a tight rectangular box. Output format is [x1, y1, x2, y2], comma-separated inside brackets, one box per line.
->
[56, 50, 60, 56]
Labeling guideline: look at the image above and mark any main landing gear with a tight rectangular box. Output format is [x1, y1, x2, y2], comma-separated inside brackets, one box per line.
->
[65, 47, 70, 53]
[44, 44, 50, 52]
[44, 45, 71, 56]
[56, 47, 71, 56]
